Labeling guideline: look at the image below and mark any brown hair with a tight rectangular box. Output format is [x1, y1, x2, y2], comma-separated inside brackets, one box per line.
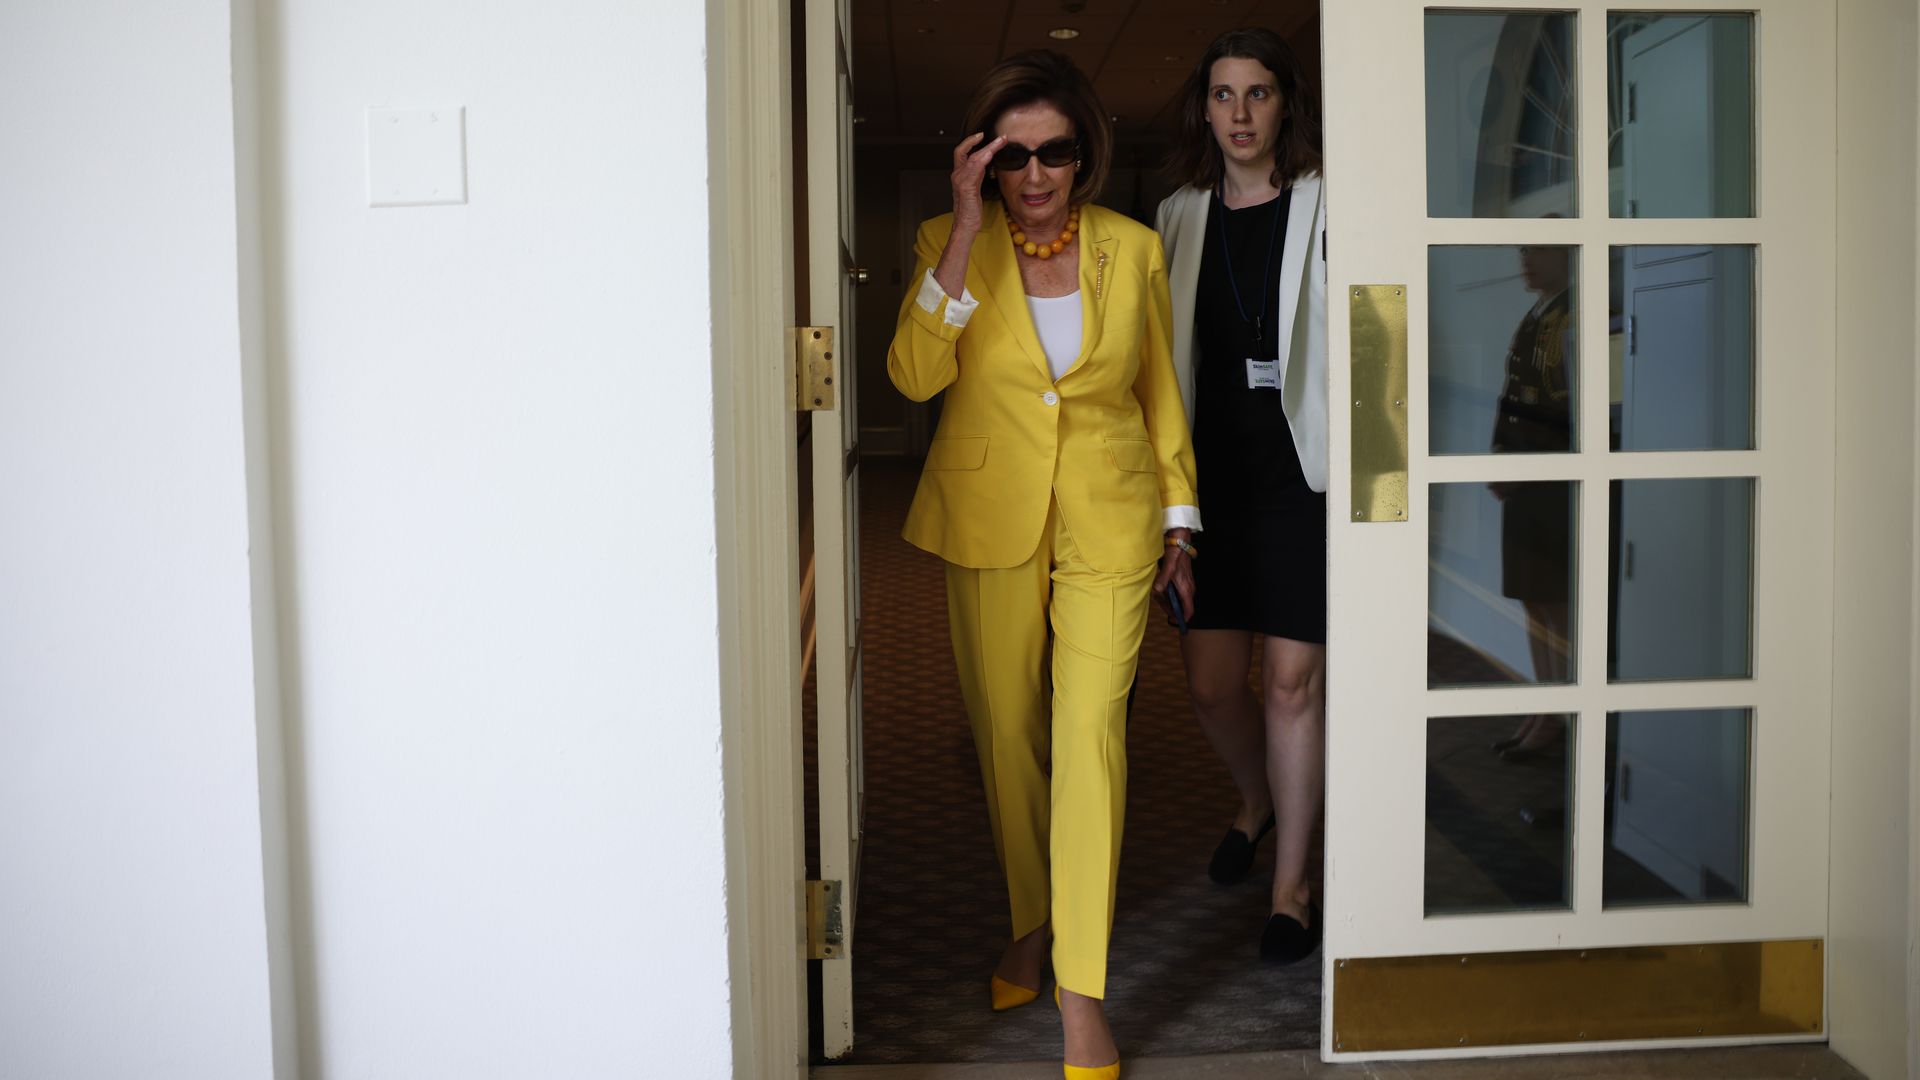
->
[1164, 27, 1323, 191]
[961, 50, 1113, 206]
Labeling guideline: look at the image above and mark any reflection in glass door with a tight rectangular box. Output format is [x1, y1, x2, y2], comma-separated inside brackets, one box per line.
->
[1322, 1, 1836, 1059]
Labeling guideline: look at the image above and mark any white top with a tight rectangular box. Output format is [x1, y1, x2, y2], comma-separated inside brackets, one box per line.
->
[1025, 291, 1082, 382]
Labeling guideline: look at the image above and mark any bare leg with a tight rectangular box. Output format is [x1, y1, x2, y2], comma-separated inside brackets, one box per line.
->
[1509, 600, 1571, 751]
[1500, 600, 1572, 750]
[1180, 628, 1271, 833]
[1059, 987, 1116, 1069]
[1523, 599, 1571, 684]
[993, 922, 1048, 991]
[1263, 635, 1326, 922]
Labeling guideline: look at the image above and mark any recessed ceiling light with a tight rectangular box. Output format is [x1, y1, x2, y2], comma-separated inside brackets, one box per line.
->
[1163, 54, 1181, 62]
[1049, 27, 1081, 40]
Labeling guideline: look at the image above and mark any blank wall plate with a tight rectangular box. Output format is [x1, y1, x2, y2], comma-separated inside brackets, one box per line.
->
[367, 107, 466, 208]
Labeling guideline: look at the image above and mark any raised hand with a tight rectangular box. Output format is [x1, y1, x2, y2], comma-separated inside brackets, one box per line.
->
[950, 131, 1008, 236]
[934, 132, 1008, 300]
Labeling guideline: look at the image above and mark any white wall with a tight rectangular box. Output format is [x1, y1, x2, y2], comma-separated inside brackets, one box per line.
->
[259, 0, 732, 1077]
[1830, 2, 1920, 1078]
[2, 1, 735, 1077]
[0, 3, 281, 1077]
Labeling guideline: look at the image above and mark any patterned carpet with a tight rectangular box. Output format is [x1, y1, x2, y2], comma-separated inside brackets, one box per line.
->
[810, 459, 1323, 1066]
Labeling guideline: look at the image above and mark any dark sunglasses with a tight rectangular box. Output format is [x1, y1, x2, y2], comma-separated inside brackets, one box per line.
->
[989, 136, 1080, 172]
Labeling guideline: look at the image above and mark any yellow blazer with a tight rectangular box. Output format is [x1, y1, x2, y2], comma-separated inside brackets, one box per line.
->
[888, 202, 1198, 573]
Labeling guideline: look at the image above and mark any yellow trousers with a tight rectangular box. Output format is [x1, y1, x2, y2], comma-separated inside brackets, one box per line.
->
[944, 499, 1154, 999]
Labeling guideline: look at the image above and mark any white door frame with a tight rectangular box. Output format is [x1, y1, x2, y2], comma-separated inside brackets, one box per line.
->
[708, 0, 808, 1076]
[1827, 2, 1920, 1078]
[706, 0, 1920, 1075]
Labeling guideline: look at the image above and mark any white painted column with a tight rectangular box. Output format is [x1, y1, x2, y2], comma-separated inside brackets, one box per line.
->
[1830, 3, 1920, 1079]
[3, 1, 740, 1077]
[0, 3, 282, 1077]
[263, 1, 734, 1076]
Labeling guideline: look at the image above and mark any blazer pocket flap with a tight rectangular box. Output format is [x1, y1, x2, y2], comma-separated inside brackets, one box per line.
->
[1106, 437, 1157, 473]
[925, 436, 989, 471]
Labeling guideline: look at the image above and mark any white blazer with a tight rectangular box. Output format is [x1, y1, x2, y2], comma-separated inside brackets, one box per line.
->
[1154, 173, 1329, 493]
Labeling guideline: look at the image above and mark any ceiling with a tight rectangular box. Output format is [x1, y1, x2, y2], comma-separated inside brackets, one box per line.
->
[849, 0, 1320, 142]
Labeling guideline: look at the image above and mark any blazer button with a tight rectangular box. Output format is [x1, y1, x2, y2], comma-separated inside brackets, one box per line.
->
[1042, 391, 1059, 406]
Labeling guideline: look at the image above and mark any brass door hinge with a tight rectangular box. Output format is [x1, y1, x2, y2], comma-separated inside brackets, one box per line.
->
[806, 878, 845, 959]
[792, 326, 836, 411]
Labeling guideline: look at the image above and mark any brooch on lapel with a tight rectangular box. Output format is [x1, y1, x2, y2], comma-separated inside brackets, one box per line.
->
[1095, 250, 1108, 301]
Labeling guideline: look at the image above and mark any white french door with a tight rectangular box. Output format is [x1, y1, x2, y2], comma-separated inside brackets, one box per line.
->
[799, 0, 866, 1060]
[1322, 0, 1834, 1059]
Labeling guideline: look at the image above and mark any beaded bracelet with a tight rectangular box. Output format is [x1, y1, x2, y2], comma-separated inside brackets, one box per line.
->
[1165, 536, 1198, 559]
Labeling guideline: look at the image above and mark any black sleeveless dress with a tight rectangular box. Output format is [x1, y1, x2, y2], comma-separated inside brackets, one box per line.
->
[1185, 189, 1327, 643]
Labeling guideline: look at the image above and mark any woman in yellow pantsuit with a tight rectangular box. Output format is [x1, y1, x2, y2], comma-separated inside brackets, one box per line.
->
[887, 51, 1199, 1080]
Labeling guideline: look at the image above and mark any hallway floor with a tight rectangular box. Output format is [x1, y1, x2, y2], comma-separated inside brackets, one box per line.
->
[819, 460, 1319, 1064]
[814, 1043, 1864, 1078]
[815, 461, 1860, 1078]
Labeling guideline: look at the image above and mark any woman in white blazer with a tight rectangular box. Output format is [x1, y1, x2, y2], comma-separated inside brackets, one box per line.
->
[1152, 26, 1329, 965]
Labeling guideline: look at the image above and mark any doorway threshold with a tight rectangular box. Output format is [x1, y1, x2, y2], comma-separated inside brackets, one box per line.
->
[814, 1044, 1863, 1079]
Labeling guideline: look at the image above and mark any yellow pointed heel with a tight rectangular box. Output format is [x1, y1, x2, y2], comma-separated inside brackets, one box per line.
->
[989, 975, 1040, 1012]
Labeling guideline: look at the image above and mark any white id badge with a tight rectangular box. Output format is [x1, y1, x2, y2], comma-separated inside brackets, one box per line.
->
[1245, 358, 1281, 390]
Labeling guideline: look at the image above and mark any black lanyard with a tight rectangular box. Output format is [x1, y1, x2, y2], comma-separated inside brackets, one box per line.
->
[1213, 186, 1287, 359]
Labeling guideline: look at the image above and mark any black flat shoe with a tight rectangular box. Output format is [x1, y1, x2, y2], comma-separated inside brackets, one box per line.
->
[1260, 903, 1322, 965]
[1207, 811, 1276, 884]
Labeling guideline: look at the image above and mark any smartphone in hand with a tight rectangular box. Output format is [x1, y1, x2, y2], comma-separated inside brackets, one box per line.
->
[1168, 585, 1189, 635]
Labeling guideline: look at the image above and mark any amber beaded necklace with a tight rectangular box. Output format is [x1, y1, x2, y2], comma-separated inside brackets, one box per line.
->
[1008, 208, 1079, 260]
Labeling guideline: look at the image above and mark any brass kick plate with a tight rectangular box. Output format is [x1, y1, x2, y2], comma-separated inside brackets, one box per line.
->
[1332, 938, 1824, 1052]
[1349, 285, 1408, 523]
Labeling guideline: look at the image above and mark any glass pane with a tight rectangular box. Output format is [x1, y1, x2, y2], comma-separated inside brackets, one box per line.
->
[1608, 14, 1754, 217]
[1605, 708, 1751, 906]
[1611, 245, 1755, 451]
[1426, 11, 1578, 218]
[1429, 481, 1578, 688]
[1609, 478, 1754, 681]
[1426, 714, 1574, 915]
[1431, 245, 1579, 456]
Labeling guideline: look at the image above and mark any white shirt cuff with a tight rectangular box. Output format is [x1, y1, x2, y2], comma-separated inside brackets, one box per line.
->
[916, 268, 978, 328]
[1163, 505, 1202, 532]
